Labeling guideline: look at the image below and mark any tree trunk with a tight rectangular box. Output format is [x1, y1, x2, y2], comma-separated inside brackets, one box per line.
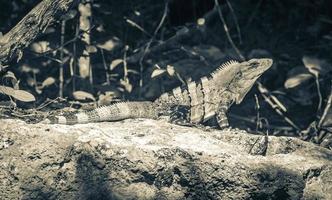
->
[0, 0, 79, 66]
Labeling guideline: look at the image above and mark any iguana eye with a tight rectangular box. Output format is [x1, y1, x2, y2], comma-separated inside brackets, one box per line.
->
[250, 62, 259, 68]
[238, 71, 243, 77]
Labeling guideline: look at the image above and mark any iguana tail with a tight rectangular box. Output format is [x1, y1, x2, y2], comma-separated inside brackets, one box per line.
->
[42, 101, 159, 125]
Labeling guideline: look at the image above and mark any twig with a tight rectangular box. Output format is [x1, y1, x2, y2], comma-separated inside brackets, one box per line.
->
[315, 75, 322, 115]
[36, 97, 66, 110]
[100, 48, 110, 85]
[245, 0, 264, 29]
[127, 26, 193, 64]
[125, 18, 152, 37]
[59, 20, 66, 98]
[0, 100, 16, 108]
[72, 21, 79, 92]
[229, 113, 294, 131]
[29, 25, 95, 58]
[254, 94, 260, 132]
[139, 0, 169, 89]
[153, 0, 169, 36]
[225, 0, 242, 44]
[214, 0, 245, 61]
[179, 46, 211, 66]
[318, 80, 332, 128]
[123, 45, 129, 83]
[257, 82, 301, 131]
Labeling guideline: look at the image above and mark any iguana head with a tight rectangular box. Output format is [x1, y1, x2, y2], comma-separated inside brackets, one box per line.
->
[233, 58, 273, 103]
[211, 58, 272, 104]
[240, 58, 273, 80]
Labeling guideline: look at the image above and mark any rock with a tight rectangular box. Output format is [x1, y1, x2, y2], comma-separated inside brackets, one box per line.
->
[0, 118, 331, 199]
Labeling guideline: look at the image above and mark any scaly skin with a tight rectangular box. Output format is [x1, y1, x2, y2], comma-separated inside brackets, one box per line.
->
[43, 58, 273, 128]
[43, 101, 159, 125]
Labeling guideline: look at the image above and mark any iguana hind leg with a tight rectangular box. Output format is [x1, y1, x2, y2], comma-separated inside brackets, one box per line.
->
[168, 105, 211, 130]
[169, 105, 192, 126]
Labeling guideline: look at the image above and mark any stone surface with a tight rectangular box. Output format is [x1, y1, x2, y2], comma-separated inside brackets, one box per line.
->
[0, 118, 331, 200]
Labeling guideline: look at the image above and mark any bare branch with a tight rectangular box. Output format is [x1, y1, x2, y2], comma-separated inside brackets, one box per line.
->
[0, 0, 79, 65]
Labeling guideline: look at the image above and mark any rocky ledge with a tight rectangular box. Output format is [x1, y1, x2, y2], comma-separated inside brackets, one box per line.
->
[0, 119, 331, 199]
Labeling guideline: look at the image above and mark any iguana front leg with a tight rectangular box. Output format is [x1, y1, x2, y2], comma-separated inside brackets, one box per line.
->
[216, 95, 234, 128]
[216, 105, 230, 128]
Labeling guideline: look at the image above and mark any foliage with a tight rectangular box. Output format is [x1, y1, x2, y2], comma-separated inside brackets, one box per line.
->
[0, 0, 332, 148]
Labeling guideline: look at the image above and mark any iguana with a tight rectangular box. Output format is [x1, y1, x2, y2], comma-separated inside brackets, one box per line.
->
[43, 58, 273, 128]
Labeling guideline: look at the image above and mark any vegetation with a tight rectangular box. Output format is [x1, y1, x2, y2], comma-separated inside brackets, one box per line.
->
[0, 0, 331, 148]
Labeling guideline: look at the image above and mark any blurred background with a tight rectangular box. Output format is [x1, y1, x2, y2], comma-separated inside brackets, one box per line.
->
[0, 0, 332, 147]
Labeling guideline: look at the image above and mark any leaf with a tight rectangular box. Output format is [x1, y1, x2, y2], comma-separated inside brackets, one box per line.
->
[20, 64, 39, 73]
[73, 91, 95, 101]
[0, 85, 35, 102]
[3, 71, 18, 87]
[98, 91, 118, 106]
[127, 69, 139, 75]
[302, 56, 321, 77]
[31, 41, 51, 53]
[0, 85, 15, 96]
[97, 39, 116, 51]
[78, 56, 90, 78]
[302, 56, 331, 76]
[41, 77, 56, 88]
[3, 71, 17, 81]
[166, 65, 175, 76]
[27, 77, 36, 87]
[110, 59, 123, 70]
[11, 90, 36, 102]
[284, 73, 313, 89]
[0, 64, 8, 72]
[17, 50, 23, 62]
[303, 56, 332, 77]
[151, 69, 166, 78]
[96, 25, 105, 32]
[134, 11, 141, 16]
[120, 80, 132, 93]
[35, 86, 42, 95]
[86, 45, 98, 53]
[197, 18, 205, 26]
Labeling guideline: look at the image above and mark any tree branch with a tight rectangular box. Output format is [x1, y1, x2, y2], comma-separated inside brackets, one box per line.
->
[0, 0, 79, 65]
